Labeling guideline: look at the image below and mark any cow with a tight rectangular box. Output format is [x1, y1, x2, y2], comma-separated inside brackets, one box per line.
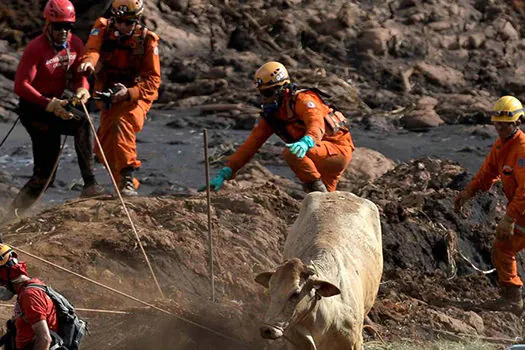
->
[255, 191, 383, 350]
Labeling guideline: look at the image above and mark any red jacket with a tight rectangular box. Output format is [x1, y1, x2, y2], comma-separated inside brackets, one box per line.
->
[14, 32, 88, 109]
[467, 129, 525, 227]
[14, 278, 58, 349]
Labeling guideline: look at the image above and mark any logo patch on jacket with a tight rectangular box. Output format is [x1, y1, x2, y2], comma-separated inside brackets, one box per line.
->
[90, 28, 100, 36]
[519, 158, 525, 168]
[503, 165, 514, 175]
[306, 101, 316, 109]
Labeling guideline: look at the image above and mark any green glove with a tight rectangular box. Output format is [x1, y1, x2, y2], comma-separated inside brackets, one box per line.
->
[199, 167, 233, 192]
[285, 135, 315, 159]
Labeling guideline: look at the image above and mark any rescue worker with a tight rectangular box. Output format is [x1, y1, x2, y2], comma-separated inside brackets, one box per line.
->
[78, 0, 161, 197]
[454, 95, 525, 315]
[0, 244, 58, 350]
[205, 62, 354, 193]
[10, 0, 105, 216]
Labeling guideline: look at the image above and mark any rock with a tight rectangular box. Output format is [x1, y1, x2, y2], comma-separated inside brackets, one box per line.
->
[400, 109, 444, 130]
[415, 62, 465, 87]
[345, 148, 396, 182]
[357, 28, 399, 56]
[463, 311, 484, 334]
[428, 21, 452, 31]
[466, 32, 486, 49]
[499, 21, 520, 41]
[428, 309, 476, 334]
[416, 96, 439, 110]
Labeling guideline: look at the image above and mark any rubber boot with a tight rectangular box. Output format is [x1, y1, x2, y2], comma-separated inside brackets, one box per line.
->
[80, 182, 107, 198]
[481, 285, 523, 316]
[120, 167, 138, 197]
[302, 179, 328, 193]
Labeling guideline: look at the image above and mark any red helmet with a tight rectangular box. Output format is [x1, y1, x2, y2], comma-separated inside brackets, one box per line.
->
[44, 0, 76, 23]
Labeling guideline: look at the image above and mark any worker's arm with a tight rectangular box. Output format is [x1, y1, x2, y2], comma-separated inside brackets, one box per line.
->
[32, 320, 52, 350]
[14, 42, 50, 109]
[127, 32, 162, 102]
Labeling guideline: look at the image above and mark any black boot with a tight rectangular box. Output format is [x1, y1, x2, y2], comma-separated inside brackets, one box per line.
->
[481, 285, 523, 316]
[120, 167, 137, 197]
[302, 179, 328, 193]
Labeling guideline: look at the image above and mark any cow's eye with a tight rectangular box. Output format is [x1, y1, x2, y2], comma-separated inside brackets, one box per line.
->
[289, 291, 300, 300]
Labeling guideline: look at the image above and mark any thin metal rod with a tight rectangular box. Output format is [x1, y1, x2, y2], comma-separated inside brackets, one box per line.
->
[80, 102, 164, 299]
[0, 303, 130, 315]
[203, 129, 215, 302]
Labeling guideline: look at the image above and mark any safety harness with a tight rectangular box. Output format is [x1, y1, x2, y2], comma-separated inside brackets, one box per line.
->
[262, 84, 349, 143]
[99, 18, 148, 85]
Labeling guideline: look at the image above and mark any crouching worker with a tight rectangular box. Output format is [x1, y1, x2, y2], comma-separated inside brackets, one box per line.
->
[0, 244, 86, 350]
[9, 0, 105, 217]
[454, 95, 525, 315]
[78, 0, 161, 197]
[203, 62, 354, 193]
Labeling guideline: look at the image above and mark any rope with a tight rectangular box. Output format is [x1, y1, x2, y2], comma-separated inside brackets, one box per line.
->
[79, 102, 164, 299]
[8, 244, 249, 346]
[0, 303, 130, 315]
[0, 117, 19, 150]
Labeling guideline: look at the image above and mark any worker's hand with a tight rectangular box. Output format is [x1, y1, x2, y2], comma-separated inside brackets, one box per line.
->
[285, 135, 315, 159]
[198, 167, 233, 192]
[77, 62, 94, 74]
[453, 189, 472, 213]
[496, 214, 516, 241]
[45, 98, 73, 120]
[71, 87, 90, 106]
[111, 83, 129, 104]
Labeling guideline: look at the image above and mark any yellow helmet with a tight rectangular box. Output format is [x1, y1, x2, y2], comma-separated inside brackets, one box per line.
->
[254, 62, 290, 91]
[0, 244, 14, 267]
[491, 96, 524, 123]
[111, 0, 144, 18]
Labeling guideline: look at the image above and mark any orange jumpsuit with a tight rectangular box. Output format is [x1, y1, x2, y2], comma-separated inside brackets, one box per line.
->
[227, 89, 354, 191]
[81, 17, 161, 188]
[466, 129, 525, 287]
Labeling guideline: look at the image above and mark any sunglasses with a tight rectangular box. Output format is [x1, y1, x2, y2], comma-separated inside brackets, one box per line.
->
[115, 18, 139, 25]
[51, 22, 74, 31]
[491, 109, 525, 117]
[260, 87, 280, 98]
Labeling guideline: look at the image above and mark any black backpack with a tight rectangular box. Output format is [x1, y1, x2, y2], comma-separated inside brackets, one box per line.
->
[22, 284, 87, 350]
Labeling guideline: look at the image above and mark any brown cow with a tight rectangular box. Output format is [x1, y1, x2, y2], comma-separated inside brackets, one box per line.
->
[255, 192, 383, 349]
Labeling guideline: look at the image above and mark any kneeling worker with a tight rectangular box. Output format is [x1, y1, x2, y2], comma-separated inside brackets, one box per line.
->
[206, 62, 354, 193]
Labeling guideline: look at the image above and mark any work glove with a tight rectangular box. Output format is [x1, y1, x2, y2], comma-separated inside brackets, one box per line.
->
[453, 189, 472, 213]
[199, 167, 233, 192]
[285, 135, 315, 159]
[71, 87, 90, 106]
[111, 83, 129, 104]
[45, 98, 73, 120]
[77, 62, 94, 74]
[496, 214, 516, 241]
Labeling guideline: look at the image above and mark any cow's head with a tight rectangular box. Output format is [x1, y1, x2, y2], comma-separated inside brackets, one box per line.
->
[255, 258, 341, 340]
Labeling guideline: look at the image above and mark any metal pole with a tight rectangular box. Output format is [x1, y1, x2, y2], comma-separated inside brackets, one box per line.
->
[203, 129, 215, 302]
[0, 117, 19, 150]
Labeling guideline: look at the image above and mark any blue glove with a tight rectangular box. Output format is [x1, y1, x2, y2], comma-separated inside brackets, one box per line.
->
[285, 135, 315, 159]
[199, 167, 233, 192]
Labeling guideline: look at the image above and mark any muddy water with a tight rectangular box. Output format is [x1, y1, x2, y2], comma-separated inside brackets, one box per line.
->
[0, 110, 495, 206]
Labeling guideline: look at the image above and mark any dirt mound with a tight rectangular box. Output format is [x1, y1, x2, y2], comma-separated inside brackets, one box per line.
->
[0, 167, 299, 348]
[1, 158, 522, 347]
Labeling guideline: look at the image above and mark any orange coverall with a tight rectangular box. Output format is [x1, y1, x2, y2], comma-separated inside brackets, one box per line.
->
[81, 17, 161, 187]
[227, 89, 354, 191]
[466, 129, 525, 287]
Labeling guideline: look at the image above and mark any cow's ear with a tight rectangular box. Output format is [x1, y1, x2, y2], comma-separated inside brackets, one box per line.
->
[312, 280, 341, 297]
[255, 271, 274, 288]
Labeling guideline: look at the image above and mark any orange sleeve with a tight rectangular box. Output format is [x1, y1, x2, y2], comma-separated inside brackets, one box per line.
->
[128, 31, 161, 102]
[81, 17, 108, 68]
[227, 118, 274, 176]
[294, 92, 326, 143]
[466, 143, 500, 195]
[506, 148, 525, 219]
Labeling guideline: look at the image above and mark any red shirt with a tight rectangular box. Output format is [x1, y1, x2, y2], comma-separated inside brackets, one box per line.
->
[14, 278, 58, 349]
[14, 31, 89, 109]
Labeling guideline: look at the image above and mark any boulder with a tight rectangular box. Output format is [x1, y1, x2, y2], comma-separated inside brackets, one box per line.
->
[345, 147, 396, 182]
[400, 109, 444, 130]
